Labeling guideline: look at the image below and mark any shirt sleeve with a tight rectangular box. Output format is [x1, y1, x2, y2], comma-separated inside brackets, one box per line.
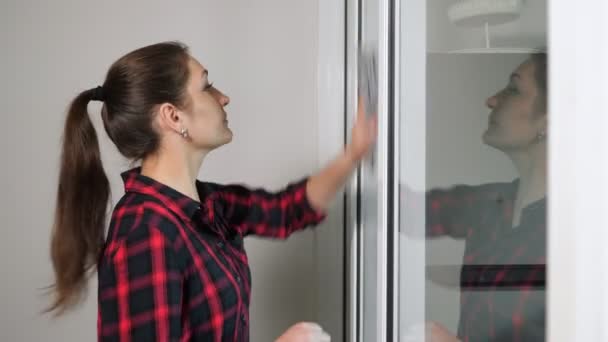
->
[425, 184, 487, 238]
[98, 225, 184, 341]
[211, 178, 327, 239]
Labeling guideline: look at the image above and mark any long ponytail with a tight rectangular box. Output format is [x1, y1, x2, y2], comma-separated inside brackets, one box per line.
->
[48, 89, 110, 314]
[47, 41, 191, 314]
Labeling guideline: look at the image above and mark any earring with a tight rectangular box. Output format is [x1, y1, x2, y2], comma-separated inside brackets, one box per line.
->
[536, 130, 546, 142]
[180, 128, 189, 138]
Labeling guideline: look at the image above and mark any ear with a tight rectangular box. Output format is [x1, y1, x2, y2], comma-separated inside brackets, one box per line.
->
[157, 102, 183, 134]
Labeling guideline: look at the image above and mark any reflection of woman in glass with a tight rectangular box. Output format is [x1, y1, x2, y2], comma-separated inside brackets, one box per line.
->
[424, 53, 548, 342]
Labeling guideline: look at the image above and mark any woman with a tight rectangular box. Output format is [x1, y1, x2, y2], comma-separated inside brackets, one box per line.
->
[48, 41, 376, 341]
[417, 53, 548, 342]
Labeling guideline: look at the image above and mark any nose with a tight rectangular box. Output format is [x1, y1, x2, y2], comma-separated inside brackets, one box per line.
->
[218, 92, 230, 107]
[486, 93, 498, 109]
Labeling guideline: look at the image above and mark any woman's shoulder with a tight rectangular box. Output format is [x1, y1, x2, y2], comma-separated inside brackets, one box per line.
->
[108, 192, 186, 244]
[470, 179, 518, 194]
[196, 179, 250, 196]
[426, 179, 518, 204]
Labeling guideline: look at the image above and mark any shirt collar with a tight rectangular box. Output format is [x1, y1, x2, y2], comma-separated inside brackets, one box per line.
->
[121, 167, 203, 222]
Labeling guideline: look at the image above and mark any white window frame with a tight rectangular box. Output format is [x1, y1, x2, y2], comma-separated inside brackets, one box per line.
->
[318, 0, 608, 341]
[547, 1, 608, 341]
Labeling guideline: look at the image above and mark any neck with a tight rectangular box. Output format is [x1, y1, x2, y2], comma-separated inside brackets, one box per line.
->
[506, 143, 547, 208]
[141, 145, 208, 202]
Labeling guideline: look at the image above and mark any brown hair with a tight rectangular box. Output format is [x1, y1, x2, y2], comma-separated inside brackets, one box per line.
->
[48, 41, 191, 314]
[530, 51, 548, 113]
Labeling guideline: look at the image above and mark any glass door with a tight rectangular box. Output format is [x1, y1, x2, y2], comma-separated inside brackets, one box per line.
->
[349, 0, 552, 341]
[397, 1, 549, 341]
[349, 1, 608, 341]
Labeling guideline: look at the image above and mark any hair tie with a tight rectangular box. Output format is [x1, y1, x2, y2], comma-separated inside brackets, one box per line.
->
[90, 86, 105, 102]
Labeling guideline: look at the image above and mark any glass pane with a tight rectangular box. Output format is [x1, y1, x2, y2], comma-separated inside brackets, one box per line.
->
[399, 1, 548, 341]
[360, 0, 381, 340]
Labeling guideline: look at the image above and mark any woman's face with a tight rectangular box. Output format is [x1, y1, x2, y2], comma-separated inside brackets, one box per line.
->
[483, 58, 547, 152]
[179, 57, 232, 151]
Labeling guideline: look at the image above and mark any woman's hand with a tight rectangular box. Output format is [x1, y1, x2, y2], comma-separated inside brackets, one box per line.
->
[404, 321, 461, 342]
[346, 96, 378, 162]
[306, 96, 377, 212]
[275, 322, 331, 342]
[426, 321, 461, 342]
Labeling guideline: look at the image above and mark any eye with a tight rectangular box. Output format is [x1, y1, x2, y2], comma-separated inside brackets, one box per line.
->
[203, 82, 214, 91]
[505, 84, 518, 94]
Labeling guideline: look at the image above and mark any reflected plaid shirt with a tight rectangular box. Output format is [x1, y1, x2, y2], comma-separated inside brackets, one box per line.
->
[427, 181, 546, 342]
[97, 168, 325, 342]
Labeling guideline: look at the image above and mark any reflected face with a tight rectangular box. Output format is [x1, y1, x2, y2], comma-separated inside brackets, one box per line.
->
[181, 57, 232, 150]
[483, 59, 547, 152]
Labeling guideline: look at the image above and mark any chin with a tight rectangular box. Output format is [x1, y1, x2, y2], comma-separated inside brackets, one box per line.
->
[223, 128, 233, 143]
[214, 131, 233, 148]
[483, 136, 523, 153]
[482, 130, 492, 144]
[199, 132, 233, 151]
[482, 131, 503, 150]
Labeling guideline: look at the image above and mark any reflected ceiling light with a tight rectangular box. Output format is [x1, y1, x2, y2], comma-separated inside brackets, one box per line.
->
[446, 0, 540, 54]
[448, 0, 524, 27]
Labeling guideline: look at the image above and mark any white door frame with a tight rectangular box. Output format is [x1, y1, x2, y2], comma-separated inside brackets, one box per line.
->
[547, 1, 608, 341]
[316, 0, 347, 341]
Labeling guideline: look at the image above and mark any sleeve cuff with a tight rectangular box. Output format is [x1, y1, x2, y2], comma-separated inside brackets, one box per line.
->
[296, 177, 327, 225]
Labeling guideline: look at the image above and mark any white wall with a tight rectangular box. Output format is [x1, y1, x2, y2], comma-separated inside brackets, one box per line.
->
[315, 0, 346, 340]
[1, 1, 325, 341]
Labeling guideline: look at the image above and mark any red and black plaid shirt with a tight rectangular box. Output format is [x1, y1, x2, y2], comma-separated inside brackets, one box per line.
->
[97, 168, 325, 342]
[427, 181, 546, 342]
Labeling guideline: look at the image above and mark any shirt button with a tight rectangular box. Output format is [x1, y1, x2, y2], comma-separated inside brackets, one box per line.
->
[217, 241, 224, 249]
[236, 276, 241, 284]
[241, 313, 247, 324]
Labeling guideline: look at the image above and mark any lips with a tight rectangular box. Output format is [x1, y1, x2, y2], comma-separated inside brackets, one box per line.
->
[488, 113, 497, 125]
